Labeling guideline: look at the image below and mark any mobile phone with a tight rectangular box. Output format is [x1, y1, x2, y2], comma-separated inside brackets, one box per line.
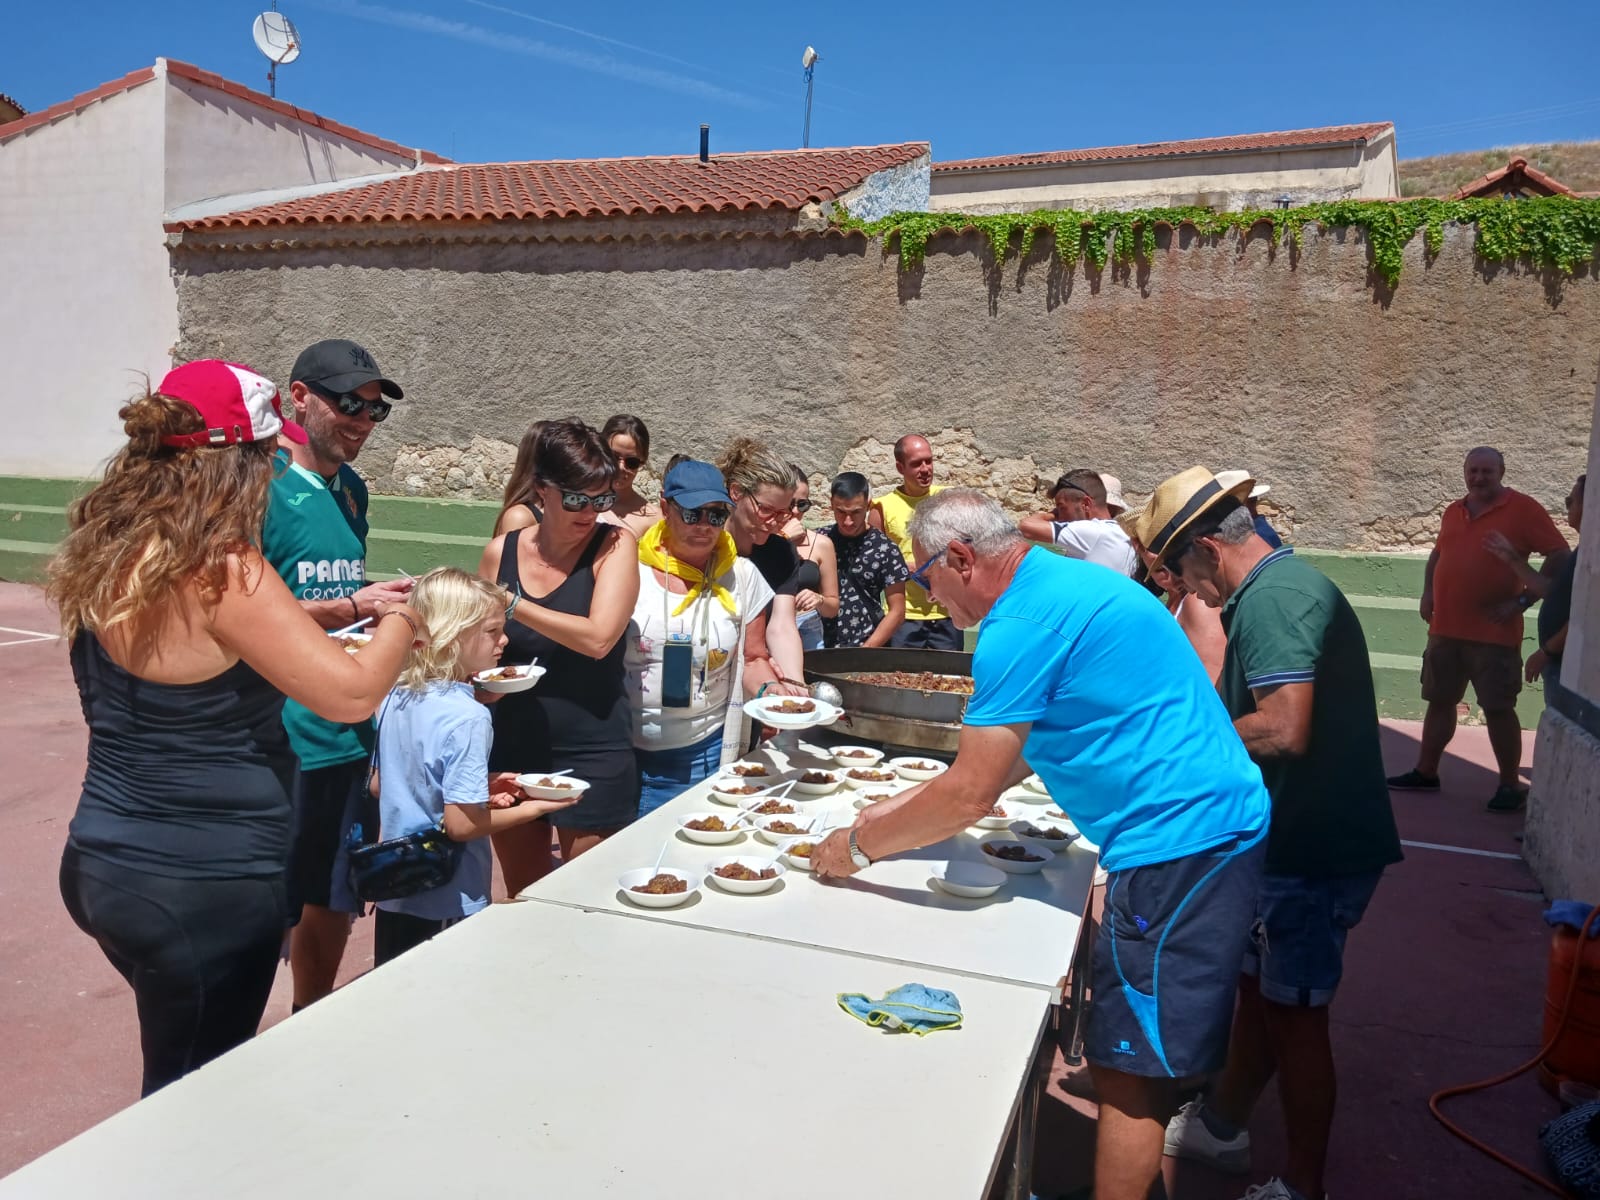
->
[662, 634, 693, 708]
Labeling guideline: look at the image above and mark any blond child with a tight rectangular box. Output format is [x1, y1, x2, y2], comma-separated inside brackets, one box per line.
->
[372, 568, 574, 964]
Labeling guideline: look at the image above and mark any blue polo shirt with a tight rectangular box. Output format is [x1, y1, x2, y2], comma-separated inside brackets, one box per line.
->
[964, 549, 1269, 872]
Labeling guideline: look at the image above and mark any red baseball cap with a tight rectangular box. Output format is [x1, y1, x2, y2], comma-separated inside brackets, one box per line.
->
[157, 360, 307, 448]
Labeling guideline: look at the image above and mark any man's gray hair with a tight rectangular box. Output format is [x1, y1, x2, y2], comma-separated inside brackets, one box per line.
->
[907, 489, 1027, 558]
[1212, 505, 1256, 545]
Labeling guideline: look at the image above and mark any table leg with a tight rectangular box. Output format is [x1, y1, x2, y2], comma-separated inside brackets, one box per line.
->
[1063, 878, 1101, 1066]
[1001, 1025, 1051, 1200]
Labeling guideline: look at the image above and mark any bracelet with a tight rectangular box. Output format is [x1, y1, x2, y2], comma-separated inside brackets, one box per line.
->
[378, 607, 420, 641]
[756, 682, 772, 698]
[349, 595, 360, 623]
[505, 581, 522, 622]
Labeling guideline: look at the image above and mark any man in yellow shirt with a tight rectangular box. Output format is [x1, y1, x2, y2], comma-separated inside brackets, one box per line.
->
[871, 434, 962, 650]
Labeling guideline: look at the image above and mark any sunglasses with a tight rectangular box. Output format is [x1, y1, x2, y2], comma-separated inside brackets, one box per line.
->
[791, 498, 813, 514]
[907, 537, 972, 591]
[673, 501, 731, 527]
[615, 455, 644, 471]
[551, 487, 617, 513]
[309, 383, 391, 422]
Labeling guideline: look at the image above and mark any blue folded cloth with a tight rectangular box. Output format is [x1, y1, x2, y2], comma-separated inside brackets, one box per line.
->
[837, 984, 963, 1035]
[1545, 900, 1600, 938]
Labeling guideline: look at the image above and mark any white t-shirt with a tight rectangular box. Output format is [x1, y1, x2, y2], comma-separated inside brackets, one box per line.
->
[1050, 519, 1138, 576]
[627, 557, 774, 751]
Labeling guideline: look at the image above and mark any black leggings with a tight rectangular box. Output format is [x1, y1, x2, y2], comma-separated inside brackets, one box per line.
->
[373, 908, 459, 967]
[59, 844, 286, 1096]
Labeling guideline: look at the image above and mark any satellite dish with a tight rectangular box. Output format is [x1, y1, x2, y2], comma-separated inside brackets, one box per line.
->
[802, 45, 818, 69]
[253, 11, 301, 66]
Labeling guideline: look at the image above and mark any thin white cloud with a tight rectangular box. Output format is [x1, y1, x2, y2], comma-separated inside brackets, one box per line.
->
[307, 0, 765, 109]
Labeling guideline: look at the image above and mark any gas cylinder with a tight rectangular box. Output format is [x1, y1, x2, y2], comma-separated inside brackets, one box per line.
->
[1540, 924, 1600, 1094]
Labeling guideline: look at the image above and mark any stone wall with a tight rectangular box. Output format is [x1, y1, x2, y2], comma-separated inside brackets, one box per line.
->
[170, 221, 1598, 549]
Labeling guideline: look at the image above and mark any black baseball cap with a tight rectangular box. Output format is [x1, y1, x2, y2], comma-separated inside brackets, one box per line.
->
[290, 339, 403, 399]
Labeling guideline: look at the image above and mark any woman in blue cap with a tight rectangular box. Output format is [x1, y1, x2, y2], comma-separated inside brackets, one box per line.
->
[627, 459, 790, 816]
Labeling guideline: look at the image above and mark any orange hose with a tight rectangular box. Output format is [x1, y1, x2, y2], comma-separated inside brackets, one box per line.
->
[1428, 904, 1600, 1197]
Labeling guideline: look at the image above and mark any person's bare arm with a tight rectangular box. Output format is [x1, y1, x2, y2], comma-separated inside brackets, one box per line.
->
[797, 536, 840, 619]
[1420, 545, 1440, 622]
[1234, 681, 1314, 759]
[442, 794, 579, 841]
[1018, 513, 1056, 544]
[867, 502, 885, 533]
[1484, 531, 1556, 597]
[209, 552, 421, 723]
[299, 578, 415, 629]
[864, 584, 906, 648]
[494, 528, 642, 659]
[1177, 598, 1227, 684]
[812, 722, 1027, 878]
[741, 609, 792, 697]
[764, 593, 806, 682]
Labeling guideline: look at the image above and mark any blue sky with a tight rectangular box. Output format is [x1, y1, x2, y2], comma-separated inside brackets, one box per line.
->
[5, 0, 1599, 165]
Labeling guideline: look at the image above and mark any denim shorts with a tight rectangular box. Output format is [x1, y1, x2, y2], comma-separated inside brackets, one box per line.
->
[635, 732, 723, 819]
[1087, 831, 1267, 1079]
[1241, 870, 1383, 1007]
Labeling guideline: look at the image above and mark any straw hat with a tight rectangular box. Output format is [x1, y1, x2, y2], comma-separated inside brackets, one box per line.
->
[1215, 469, 1270, 500]
[1099, 474, 1128, 515]
[1132, 467, 1254, 558]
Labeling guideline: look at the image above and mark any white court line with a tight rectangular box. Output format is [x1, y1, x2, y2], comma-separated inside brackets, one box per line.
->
[0, 625, 59, 640]
[1401, 838, 1522, 861]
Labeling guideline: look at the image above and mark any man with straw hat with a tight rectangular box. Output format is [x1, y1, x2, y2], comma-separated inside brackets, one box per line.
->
[1215, 469, 1284, 548]
[1135, 467, 1401, 1200]
[812, 488, 1270, 1200]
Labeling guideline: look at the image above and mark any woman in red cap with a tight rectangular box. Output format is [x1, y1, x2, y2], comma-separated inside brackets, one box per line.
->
[47, 361, 425, 1096]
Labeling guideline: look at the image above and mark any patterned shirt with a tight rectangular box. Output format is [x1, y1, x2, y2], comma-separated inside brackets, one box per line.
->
[820, 526, 910, 648]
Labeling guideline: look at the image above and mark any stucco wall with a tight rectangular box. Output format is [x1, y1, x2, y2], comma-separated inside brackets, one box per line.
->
[929, 140, 1396, 214]
[0, 82, 171, 477]
[169, 220, 1597, 550]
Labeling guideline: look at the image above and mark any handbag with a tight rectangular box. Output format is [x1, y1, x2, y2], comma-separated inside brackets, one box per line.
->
[344, 698, 464, 903]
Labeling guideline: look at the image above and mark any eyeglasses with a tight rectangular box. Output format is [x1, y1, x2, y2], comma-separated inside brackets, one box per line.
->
[673, 501, 731, 527]
[742, 493, 791, 525]
[615, 455, 643, 471]
[552, 488, 617, 513]
[309, 383, 391, 422]
[791, 498, 813, 515]
[907, 537, 972, 591]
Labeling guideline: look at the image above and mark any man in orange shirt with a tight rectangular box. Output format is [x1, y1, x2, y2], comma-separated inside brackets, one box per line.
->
[1388, 447, 1570, 811]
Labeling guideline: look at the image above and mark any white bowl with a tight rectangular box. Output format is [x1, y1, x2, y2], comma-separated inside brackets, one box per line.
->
[473, 664, 547, 694]
[778, 836, 821, 871]
[618, 867, 699, 908]
[331, 632, 373, 654]
[752, 813, 815, 843]
[840, 766, 900, 790]
[514, 774, 592, 801]
[1021, 773, 1049, 795]
[972, 803, 1014, 830]
[978, 838, 1050, 874]
[890, 756, 948, 783]
[743, 697, 844, 729]
[676, 812, 747, 845]
[709, 780, 769, 806]
[738, 795, 802, 817]
[852, 791, 902, 811]
[932, 861, 1007, 898]
[726, 761, 777, 781]
[1008, 820, 1077, 853]
[791, 769, 840, 796]
[830, 745, 885, 769]
[706, 855, 787, 894]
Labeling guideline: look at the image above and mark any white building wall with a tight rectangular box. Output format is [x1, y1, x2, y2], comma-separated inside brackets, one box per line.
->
[162, 69, 422, 210]
[929, 141, 1399, 215]
[0, 82, 171, 478]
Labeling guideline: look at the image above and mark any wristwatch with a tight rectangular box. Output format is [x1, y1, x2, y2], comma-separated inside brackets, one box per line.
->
[848, 828, 872, 870]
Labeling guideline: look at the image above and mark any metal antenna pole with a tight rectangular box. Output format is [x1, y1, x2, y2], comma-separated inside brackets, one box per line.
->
[802, 62, 815, 148]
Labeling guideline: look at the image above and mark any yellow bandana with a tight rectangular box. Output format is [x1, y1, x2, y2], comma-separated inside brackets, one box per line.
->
[637, 520, 740, 617]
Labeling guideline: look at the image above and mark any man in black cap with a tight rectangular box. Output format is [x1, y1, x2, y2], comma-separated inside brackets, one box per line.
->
[264, 338, 412, 1011]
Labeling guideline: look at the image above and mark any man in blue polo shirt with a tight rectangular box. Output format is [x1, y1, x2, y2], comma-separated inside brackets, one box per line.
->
[811, 490, 1270, 1200]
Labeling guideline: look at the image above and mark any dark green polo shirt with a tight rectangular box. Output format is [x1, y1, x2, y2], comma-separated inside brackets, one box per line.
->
[1219, 548, 1403, 878]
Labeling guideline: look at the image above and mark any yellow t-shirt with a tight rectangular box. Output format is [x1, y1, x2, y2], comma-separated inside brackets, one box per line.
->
[876, 485, 947, 622]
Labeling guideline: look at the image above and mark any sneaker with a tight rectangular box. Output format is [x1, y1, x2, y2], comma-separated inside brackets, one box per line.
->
[1241, 1182, 1297, 1200]
[1486, 784, 1527, 813]
[1386, 768, 1440, 791]
[1164, 1098, 1251, 1173]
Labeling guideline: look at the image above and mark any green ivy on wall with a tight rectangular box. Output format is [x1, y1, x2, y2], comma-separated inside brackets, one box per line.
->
[835, 197, 1600, 288]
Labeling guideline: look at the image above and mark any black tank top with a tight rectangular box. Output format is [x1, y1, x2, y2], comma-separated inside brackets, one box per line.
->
[795, 556, 822, 592]
[489, 527, 631, 766]
[67, 632, 295, 879]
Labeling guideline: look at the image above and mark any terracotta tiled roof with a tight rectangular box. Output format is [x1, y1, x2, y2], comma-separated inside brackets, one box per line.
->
[1448, 157, 1575, 200]
[933, 122, 1395, 173]
[175, 143, 931, 229]
[0, 91, 26, 121]
[0, 59, 446, 165]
